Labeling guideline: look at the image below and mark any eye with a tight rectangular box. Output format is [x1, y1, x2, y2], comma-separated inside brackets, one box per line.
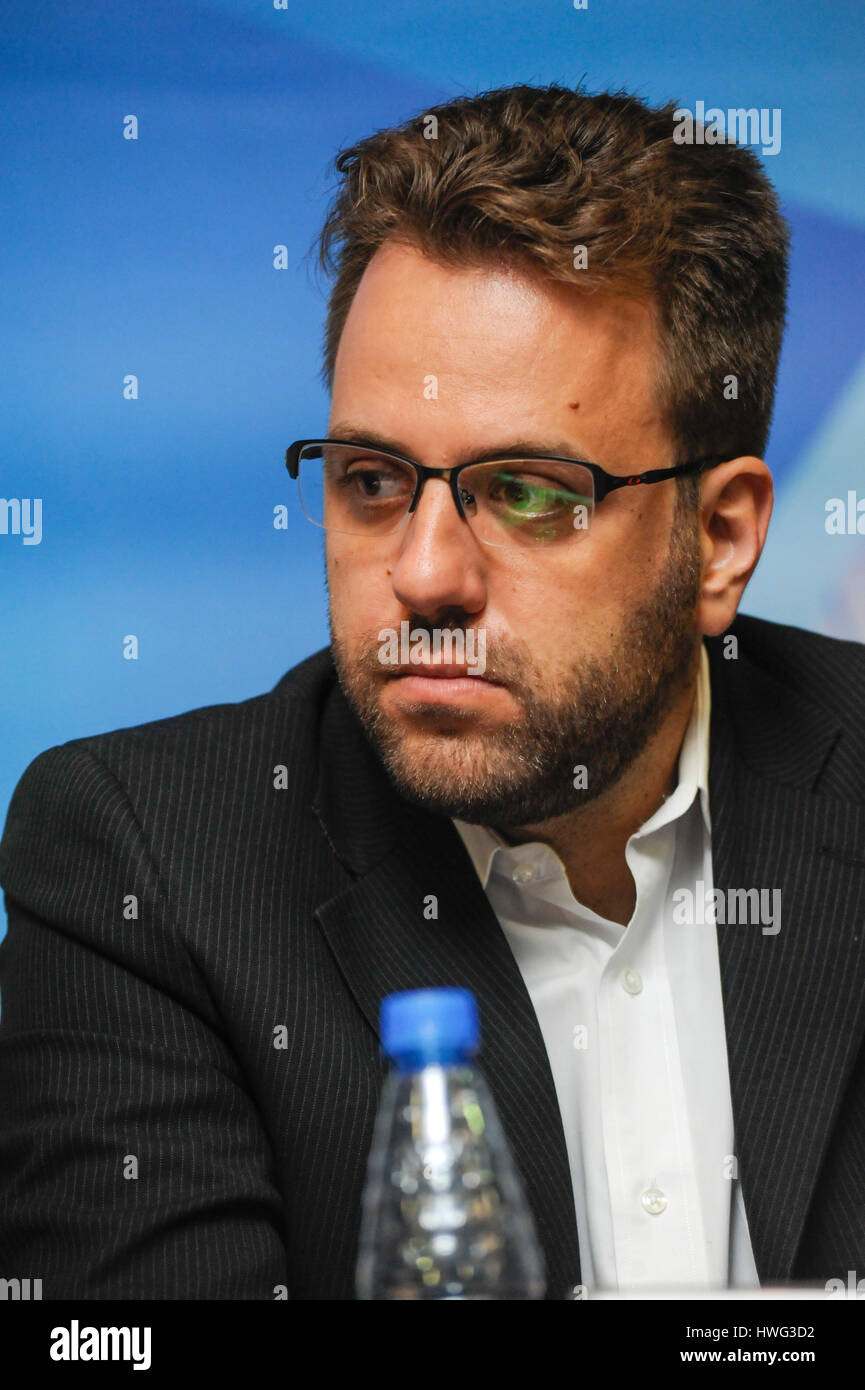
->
[488, 471, 572, 513]
[350, 463, 406, 489]
[349, 468, 387, 497]
[333, 455, 414, 504]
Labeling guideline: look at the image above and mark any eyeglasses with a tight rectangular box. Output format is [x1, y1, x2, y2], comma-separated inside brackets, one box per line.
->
[285, 438, 729, 549]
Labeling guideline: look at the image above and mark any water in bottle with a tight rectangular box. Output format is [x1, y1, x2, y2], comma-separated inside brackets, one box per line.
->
[356, 986, 546, 1299]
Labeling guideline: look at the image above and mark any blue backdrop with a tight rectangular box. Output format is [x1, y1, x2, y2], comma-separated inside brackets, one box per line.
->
[3, 0, 864, 943]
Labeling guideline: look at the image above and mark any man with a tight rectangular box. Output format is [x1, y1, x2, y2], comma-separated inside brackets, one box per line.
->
[1, 84, 864, 1301]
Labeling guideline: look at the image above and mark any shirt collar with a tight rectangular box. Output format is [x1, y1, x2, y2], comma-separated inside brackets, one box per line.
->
[454, 641, 711, 890]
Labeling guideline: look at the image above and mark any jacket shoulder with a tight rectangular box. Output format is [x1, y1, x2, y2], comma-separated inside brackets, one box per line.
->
[0, 647, 339, 873]
[711, 613, 865, 718]
[706, 614, 865, 798]
[46, 646, 337, 761]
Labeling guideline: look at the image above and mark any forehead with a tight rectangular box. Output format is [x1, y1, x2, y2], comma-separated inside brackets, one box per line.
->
[332, 240, 662, 429]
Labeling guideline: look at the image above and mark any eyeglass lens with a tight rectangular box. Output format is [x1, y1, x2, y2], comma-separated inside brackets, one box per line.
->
[297, 443, 595, 547]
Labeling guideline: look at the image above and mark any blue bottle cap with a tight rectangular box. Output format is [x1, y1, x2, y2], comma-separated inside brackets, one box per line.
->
[380, 988, 479, 1067]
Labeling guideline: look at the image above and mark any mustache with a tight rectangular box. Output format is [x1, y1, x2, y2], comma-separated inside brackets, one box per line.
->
[355, 623, 536, 693]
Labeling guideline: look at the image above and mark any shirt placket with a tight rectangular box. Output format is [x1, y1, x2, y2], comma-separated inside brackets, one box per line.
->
[599, 821, 709, 1288]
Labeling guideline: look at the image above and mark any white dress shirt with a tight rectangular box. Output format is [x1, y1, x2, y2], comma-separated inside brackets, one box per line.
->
[453, 643, 760, 1292]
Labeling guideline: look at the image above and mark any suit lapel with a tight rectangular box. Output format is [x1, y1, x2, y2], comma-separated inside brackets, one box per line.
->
[708, 638, 865, 1280]
[311, 681, 582, 1300]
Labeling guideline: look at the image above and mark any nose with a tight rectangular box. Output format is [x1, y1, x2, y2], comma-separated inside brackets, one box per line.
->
[389, 475, 488, 622]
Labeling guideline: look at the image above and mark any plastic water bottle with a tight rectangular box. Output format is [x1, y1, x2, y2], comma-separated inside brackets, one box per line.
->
[355, 987, 546, 1300]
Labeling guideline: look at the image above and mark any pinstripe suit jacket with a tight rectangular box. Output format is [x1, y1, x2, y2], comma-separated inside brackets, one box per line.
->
[1, 612, 864, 1300]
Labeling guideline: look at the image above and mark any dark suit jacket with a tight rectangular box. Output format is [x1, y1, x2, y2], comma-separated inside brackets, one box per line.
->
[1, 613, 864, 1300]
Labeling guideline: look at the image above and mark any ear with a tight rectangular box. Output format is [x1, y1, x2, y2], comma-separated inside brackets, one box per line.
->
[695, 457, 773, 637]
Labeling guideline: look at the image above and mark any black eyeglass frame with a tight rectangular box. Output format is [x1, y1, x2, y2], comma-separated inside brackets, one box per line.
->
[285, 438, 731, 530]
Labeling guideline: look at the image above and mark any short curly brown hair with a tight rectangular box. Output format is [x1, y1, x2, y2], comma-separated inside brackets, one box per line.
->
[316, 83, 790, 472]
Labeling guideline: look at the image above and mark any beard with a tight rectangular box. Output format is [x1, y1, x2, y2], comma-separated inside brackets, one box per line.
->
[329, 497, 703, 831]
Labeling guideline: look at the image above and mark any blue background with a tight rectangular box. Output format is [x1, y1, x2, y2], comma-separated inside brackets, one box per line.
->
[3, 0, 865, 942]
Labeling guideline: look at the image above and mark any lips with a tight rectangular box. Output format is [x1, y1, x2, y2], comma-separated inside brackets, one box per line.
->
[388, 664, 499, 682]
[383, 666, 510, 709]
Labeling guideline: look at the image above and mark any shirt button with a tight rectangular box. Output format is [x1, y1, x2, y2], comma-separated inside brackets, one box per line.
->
[512, 864, 536, 885]
[641, 1187, 668, 1215]
[621, 967, 643, 995]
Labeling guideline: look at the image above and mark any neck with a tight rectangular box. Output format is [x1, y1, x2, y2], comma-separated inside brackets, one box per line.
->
[494, 666, 701, 926]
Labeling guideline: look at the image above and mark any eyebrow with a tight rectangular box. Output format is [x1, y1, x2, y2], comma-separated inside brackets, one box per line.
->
[326, 422, 595, 466]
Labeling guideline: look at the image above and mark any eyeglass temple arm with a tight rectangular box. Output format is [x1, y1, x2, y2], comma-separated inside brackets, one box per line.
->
[598, 455, 728, 497]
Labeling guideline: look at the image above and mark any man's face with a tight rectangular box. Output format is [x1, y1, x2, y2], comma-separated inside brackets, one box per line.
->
[326, 240, 702, 828]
